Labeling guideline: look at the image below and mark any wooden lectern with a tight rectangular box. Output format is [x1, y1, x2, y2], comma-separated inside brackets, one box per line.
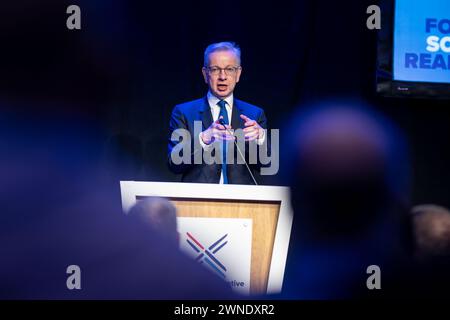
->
[120, 181, 293, 295]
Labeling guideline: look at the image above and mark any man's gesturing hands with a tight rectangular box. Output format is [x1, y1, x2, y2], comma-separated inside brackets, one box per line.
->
[241, 114, 263, 142]
[200, 114, 263, 145]
[200, 116, 234, 145]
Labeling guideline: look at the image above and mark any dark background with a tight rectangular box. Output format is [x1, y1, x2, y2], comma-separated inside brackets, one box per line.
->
[1, 0, 448, 207]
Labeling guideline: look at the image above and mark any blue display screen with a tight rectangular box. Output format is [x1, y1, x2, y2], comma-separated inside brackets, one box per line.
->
[393, 0, 450, 84]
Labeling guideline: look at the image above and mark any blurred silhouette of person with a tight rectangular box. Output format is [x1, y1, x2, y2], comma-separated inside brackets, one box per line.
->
[0, 110, 236, 300]
[128, 197, 179, 247]
[0, 2, 235, 299]
[279, 100, 413, 299]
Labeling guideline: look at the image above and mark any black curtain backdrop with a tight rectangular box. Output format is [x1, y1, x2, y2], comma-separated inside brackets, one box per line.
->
[1, 0, 449, 207]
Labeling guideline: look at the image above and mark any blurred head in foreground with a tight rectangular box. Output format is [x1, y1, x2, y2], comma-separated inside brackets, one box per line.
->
[281, 100, 412, 298]
[412, 204, 450, 261]
[285, 100, 411, 240]
[128, 197, 179, 246]
[407, 204, 450, 297]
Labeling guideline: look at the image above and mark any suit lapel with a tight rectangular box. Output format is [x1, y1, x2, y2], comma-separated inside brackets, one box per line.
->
[200, 96, 213, 131]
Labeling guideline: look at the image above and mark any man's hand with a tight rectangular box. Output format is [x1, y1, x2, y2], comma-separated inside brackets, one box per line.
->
[200, 116, 235, 145]
[241, 114, 263, 141]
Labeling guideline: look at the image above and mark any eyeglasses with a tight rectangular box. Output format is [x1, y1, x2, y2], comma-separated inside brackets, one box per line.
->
[205, 66, 241, 76]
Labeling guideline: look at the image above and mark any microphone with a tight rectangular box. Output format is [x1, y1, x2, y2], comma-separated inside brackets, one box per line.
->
[218, 118, 258, 185]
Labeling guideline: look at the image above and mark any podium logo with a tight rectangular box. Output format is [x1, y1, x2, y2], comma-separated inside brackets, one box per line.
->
[186, 232, 228, 278]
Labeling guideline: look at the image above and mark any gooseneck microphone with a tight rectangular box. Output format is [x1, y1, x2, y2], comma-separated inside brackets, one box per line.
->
[218, 118, 258, 185]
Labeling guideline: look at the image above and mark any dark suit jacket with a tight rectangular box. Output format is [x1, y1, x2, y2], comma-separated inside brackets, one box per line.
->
[167, 96, 268, 184]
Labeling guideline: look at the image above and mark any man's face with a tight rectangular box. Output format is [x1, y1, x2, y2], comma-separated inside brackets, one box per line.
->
[202, 50, 242, 99]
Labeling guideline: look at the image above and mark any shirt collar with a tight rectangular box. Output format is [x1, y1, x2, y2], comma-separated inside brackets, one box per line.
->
[207, 91, 233, 109]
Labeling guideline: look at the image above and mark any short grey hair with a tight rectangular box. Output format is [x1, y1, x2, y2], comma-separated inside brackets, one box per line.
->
[204, 42, 241, 67]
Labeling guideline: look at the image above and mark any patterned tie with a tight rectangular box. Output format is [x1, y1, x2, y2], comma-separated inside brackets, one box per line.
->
[217, 100, 229, 184]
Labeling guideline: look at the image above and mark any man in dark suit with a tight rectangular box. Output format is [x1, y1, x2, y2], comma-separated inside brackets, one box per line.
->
[168, 42, 269, 184]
